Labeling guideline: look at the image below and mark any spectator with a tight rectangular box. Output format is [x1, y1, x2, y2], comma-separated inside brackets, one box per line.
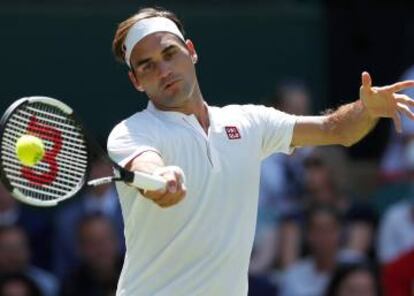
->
[377, 135, 414, 264]
[377, 130, 414, 295]
[283, 146, 350, 269]
[374, 68, 414, 215]
[248, 275, 277, 296]
[382, 248, 414, 296]
[53, 158, 124, 278]
[306, 147, 375, 259]
[279, 205, 342, 296]
[61, 214, 122, 296]
[276, 147, 376, 270]
[251, 80, 313, 274]
[0, 184, 53, 270]
[0, 273, 42, 296]
[0, 225, 58, 296]
[258, 80, 313, 220]
[380, 64, 414, 182]
[325, 263, 380, 296]
[377, 197, 414, 264]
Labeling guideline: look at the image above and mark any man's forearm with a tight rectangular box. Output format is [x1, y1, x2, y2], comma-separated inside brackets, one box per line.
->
[293, 73, 414, 148]
[125, 150, 165, 174]
[324, 99, 379, 147]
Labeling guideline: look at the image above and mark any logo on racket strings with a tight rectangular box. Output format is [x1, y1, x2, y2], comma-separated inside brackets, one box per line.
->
[21, 116, 62, 186]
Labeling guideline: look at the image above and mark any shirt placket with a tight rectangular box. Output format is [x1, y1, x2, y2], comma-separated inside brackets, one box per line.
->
[182, 116, 219, 171]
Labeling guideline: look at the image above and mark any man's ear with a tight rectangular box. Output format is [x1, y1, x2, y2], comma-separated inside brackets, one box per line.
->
[185, 39, 198, 64]
[128, 71, 144, 92]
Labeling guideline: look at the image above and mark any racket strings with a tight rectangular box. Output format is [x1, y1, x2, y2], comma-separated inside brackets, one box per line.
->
[1, 102, 88, 202]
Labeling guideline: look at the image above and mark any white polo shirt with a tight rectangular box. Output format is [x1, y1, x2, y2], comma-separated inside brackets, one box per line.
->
[107, 102, 296, 296]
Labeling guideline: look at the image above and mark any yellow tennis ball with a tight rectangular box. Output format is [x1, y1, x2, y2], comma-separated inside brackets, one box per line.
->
[15, 135, 45, 167]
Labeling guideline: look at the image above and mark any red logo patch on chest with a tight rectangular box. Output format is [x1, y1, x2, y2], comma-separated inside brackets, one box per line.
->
[225, 126, 241, 140]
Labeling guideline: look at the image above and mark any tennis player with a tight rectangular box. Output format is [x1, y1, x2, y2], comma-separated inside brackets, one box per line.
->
[108, 7, 414, 295]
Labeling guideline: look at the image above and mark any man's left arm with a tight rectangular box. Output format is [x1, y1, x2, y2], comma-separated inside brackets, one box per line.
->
[291, 72, 414, 147]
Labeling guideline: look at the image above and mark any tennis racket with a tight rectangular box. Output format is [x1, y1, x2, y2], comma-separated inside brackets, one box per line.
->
[0, 96, 166, 207]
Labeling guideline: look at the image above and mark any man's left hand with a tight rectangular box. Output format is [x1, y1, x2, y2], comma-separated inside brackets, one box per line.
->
[360, 71, 414, 133]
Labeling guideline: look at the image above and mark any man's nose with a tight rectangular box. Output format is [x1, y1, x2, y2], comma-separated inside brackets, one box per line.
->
[158, 60, 172, 79]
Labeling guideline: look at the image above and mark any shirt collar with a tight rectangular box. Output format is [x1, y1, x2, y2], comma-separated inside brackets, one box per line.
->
[146, 101, 195, 121]
[146, 101, 220, 133]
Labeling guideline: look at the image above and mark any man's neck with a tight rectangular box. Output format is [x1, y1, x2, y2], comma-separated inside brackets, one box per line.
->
[187, 84, 210, 132]
[153, 85, 210, 133]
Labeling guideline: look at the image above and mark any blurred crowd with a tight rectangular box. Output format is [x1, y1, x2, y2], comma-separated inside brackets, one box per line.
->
[0, 158, 124, 296]
[1, 67, 414, 296]
[249, 65, 414, 296]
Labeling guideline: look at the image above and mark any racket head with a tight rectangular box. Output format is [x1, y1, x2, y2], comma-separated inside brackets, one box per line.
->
[0, 96, 90, 206]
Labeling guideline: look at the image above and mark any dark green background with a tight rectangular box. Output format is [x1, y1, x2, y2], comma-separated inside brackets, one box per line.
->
[0, 2, 327, 142]
[2, 1, 414, 159]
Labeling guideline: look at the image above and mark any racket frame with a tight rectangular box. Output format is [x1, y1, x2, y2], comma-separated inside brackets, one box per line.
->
[0, 96, 167, 207]
[0, 96, 88, 206]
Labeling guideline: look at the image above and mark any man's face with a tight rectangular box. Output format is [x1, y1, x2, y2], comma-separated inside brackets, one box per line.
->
[307, 211, 340, 257]
[0, 229, 29, 273]
[79, 218, 118, 270]
[338, 271, 377, 296]
[129, 32, 198, 110]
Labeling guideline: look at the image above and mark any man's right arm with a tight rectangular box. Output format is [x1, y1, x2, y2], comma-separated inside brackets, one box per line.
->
[125, 150, 186, 208]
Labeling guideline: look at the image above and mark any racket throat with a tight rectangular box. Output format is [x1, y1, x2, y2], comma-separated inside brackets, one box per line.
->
[87, 168, 131, 187]
[87, 176, 118, 186]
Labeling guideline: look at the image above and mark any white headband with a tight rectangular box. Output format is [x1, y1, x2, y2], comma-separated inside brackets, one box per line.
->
[123, 16, 185, 67]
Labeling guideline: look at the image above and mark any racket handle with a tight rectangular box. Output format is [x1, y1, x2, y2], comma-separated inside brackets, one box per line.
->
[131, 171, 167, 191]
[88, 171, 166, 191]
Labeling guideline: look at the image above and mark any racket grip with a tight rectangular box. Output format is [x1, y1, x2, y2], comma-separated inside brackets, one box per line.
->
[131, 171, 167, 191]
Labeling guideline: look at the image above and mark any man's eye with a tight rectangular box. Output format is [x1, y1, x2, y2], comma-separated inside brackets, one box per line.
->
[164, 50, 176, 60]
[142, 62, 154, 72]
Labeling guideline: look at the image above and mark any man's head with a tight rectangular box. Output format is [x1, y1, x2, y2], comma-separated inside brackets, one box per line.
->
[0, 226, 30, 274]
[112, 8, 200, 110]
[305, 205, 342, 260]
[303, 146, 349, 203]
[325, 263, 379, 296]
[0, 273, 42, 296]
[0, 183, 17, 212]
[271, 80, 311, 115]
[77, 214, 119, 271]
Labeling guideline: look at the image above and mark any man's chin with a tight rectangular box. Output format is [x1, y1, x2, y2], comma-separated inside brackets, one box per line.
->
[163, 94, 189, 106]
[154, 97, 188, 110]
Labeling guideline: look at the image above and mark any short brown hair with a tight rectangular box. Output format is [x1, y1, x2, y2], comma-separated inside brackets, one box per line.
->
[112, 7, 185, 65]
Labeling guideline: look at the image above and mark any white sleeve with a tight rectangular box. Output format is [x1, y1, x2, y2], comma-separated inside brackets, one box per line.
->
[377, 206, 400, 263]
[107, 120, 161, 168]
[242, 105, 297, 159]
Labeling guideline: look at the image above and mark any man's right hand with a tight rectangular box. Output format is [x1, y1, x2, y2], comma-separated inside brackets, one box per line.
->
[141, 166, 186, 208]
[126, 151, 186, 208]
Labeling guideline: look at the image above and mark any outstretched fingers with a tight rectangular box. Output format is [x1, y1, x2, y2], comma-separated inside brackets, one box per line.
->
[395, 94, 414, 107]
[397, 102, 414, 120]
[386, 80, 414, 93]
[361, 71, 373, 95]
[394, 94, 414, 133]
[392, 111, 402, 134]
[359, 71, 414, 133]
